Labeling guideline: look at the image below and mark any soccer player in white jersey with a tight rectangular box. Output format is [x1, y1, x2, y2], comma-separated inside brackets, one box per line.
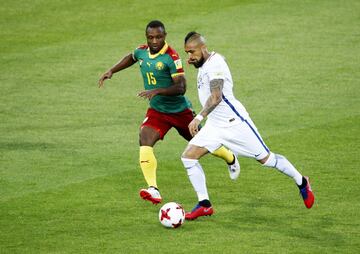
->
[182, 32, 315, 220]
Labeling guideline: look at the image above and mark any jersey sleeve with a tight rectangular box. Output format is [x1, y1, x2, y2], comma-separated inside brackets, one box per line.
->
[132, 48, 139, 61]
[132, 44, 148, 61]
[207, 69, 225, 81]
[206, 54, 226, 81]
[166, 48, 185, 78]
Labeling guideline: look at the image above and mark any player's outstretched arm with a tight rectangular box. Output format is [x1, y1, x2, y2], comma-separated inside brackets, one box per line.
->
[98, 53, 137, 88]
[188, 79, 223, 136]
[137, 74, 186, 99]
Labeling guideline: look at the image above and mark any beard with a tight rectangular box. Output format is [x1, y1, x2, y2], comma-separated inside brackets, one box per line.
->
[192, 56, 205, 68]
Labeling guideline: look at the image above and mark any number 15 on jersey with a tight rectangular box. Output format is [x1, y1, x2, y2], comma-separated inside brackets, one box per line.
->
[146, 72, 157, 85]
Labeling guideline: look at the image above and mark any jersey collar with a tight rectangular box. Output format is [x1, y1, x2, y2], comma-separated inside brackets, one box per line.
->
[148, 42, 168, 59]
[203, 51, 216, 66]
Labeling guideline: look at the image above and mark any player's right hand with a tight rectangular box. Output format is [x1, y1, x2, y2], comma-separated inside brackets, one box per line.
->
[188, 118, 201, 137]
[98, 71, 113, 88]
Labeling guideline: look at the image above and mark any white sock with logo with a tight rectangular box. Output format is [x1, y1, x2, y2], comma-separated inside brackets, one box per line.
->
[263, 153, 303, 185]
[181, 157, 209, 201]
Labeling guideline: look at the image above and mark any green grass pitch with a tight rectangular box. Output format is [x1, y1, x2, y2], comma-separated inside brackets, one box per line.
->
[1, 0, 359, 253]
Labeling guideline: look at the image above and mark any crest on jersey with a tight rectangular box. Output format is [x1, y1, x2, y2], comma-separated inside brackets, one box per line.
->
[155, 61, 164, 70]
[174, 59, 183, 70]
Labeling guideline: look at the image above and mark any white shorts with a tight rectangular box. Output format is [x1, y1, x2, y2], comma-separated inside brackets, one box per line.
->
[189, 118, 270, 160]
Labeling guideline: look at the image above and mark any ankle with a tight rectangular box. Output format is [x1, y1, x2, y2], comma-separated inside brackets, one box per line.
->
[199, 199, 212, 207]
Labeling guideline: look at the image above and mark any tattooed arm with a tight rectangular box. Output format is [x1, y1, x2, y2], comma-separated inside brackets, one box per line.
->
[199, 78, 224, 117]
[188, 79, 224, 136]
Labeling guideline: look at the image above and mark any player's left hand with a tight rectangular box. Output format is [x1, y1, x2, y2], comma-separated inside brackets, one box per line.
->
[188, 119, 201, 136]
[137, 89, 159, 100]
[98, 70, 113, 88]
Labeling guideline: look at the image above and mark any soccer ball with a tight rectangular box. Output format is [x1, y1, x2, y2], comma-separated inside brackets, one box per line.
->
[159, 202, 185, 228]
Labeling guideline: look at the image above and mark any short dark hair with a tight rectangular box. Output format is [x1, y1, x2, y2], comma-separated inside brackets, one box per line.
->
[184, 31, 200, 43]
[146, 20, 166, 33]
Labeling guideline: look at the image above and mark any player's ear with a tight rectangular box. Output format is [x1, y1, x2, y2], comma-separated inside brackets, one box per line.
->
[200, 45, 207, 54]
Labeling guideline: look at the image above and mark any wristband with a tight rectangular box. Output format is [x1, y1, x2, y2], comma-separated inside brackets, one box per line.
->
[195, 114, 204, 122]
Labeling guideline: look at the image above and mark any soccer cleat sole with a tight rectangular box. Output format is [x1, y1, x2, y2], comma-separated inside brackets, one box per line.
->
[185, 213, 213, 220]
[139, 190, 162, 205]
[185, 207, 214, 220]
[228, 155, 240, 180]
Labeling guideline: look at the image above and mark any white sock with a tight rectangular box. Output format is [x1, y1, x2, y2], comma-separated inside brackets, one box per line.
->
[181, 157, 209, 201]
[263, 153, 303, 185]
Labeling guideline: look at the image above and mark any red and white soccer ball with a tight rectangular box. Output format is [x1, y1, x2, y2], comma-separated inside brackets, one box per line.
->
[159, 202, 185, 228]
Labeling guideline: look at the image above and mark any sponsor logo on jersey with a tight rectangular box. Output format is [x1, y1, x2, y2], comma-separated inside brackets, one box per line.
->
[214, 72, 224, 77]
[155, 61, 164, 70]
[174, 59, 183, 70]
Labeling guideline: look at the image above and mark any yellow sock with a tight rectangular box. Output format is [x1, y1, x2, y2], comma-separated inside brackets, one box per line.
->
[212, 146, 234, 164]
[139, 146, 158, 188]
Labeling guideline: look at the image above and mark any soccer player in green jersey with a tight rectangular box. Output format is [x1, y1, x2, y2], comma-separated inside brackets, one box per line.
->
[98, 20, 239, 204]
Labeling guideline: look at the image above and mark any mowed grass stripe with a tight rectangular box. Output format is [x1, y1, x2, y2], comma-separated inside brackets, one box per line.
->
[1, 113, 357, 203]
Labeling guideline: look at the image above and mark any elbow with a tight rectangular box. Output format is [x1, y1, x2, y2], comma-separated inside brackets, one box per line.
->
[175, 76, 186, 95]
[213, 94, 222, 105]
[178, 85, 186, 95]
[215, 99, 222, 107]
[174, 82, 186, 95]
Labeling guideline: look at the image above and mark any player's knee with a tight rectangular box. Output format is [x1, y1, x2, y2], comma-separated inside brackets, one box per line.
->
[261, 152, 277, 168]
[181, 147, 188, 158]
[182, 145, 198, 159]
[139, 126, 160, 146]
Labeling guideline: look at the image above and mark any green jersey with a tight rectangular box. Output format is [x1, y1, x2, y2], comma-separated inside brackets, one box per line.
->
[133, 43, 191, 113]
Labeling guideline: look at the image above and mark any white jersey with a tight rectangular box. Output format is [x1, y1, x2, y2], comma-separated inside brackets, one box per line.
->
[197, 52, 249, 127]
